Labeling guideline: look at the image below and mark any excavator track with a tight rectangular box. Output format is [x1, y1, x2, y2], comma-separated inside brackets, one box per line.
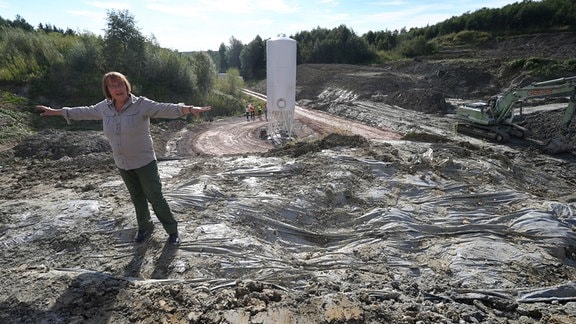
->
[455, 123, 510, 143]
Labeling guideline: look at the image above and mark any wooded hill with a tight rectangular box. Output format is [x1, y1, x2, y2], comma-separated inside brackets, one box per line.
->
[0, 0, 574, 108]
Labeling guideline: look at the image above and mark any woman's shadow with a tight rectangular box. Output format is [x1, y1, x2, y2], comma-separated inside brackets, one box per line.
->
[7, 229, 179, 322]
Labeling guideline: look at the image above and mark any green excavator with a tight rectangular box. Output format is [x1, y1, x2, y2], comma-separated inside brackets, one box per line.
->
[455, 76, 576, 154]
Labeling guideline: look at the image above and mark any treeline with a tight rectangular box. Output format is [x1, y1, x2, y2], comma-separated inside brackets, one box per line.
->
[0, 11, 244, 117]
[1, 0, 574, 106]
[365, 0, 575, 51]
[214, 0, 575, 80]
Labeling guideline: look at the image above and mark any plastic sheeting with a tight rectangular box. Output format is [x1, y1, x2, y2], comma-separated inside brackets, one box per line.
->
[4, 141, 575, 304]
[162, 144, 576, 301]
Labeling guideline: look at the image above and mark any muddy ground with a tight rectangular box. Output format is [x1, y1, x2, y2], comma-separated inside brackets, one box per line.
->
[1, 32, 576, 323]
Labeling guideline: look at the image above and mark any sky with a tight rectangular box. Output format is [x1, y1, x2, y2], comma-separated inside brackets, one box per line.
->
[1, 0, 521, 52]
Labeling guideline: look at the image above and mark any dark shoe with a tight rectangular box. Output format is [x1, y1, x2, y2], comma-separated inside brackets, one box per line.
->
[134, 224, 154, 243]
[168, 233, 180, 247]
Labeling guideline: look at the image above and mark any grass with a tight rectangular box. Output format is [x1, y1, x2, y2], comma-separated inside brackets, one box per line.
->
[0, 91, 34, 143]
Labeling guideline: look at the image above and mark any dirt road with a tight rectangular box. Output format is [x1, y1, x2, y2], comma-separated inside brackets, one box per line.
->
[188, 117, 271, 155]
[189, 90, 402, 156]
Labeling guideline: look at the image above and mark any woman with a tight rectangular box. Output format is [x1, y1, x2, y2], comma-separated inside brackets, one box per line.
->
[37, 71, 211, 247]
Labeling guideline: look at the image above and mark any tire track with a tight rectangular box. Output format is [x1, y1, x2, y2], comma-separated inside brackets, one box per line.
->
[191, 118, 271, 155]
[182, 90, 402, 156]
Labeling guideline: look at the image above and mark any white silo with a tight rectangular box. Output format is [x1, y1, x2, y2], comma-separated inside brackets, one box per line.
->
[266, 35, 297, 142]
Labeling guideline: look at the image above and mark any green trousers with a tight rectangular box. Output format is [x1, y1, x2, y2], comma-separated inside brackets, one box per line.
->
[118, 160, 178, 234]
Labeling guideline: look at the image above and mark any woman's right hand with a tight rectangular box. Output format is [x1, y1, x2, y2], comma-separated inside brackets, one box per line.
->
[36, 105, 63, 116]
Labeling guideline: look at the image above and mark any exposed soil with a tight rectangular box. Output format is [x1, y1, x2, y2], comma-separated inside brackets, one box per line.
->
[1, 32, 576, 323]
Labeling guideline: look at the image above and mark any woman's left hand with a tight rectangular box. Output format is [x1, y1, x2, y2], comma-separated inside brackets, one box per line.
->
[188, 105, 211, 117]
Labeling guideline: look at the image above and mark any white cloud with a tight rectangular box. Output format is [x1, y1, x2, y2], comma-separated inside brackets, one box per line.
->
[144, 3, 206, 18]
[86, 1, 130, 10]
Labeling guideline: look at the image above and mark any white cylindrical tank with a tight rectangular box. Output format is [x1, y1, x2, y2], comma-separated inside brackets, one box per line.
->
[266, 36, 297, 113]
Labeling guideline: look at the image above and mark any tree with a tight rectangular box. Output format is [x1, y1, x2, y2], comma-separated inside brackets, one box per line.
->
[226, 37, 243, 70]
[103, 10, 146, 84]
[218, 42, 228, 73]
[10, 15, 33, 31]
[218, 68, 243, 97]
[44, 33, 105, 103]
[210, 68, 244, 117]
[239, 35, 265, 80]
[294, 25, 375, 64]
[191, 52, 217, 104]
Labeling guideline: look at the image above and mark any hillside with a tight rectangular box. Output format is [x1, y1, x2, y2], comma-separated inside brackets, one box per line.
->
[292, 31, 576, 105]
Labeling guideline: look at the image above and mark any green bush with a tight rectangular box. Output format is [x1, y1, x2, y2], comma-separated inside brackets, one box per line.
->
[507, 57, 576, 78]
[207, 90, 244, 117]
[398, 36, 438, 57]
[453, 30, 493, 45]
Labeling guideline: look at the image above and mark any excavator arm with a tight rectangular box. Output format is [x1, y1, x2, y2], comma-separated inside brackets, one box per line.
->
[545, 90, 576, 154]
[560, 92, 576, 129]
[492, 76, 576, 122]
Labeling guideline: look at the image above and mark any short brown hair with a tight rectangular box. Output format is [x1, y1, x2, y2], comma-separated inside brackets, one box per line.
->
[102, 72, 132, 99]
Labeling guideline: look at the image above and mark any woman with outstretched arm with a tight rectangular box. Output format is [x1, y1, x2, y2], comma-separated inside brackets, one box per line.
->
[37, 71, 211, 247]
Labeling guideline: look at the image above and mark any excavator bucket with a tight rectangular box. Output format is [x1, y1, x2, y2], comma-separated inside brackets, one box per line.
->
[544, 137, 572, 154]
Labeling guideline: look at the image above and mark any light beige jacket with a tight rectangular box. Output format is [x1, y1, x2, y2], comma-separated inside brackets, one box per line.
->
[63, 94, 185, 170]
